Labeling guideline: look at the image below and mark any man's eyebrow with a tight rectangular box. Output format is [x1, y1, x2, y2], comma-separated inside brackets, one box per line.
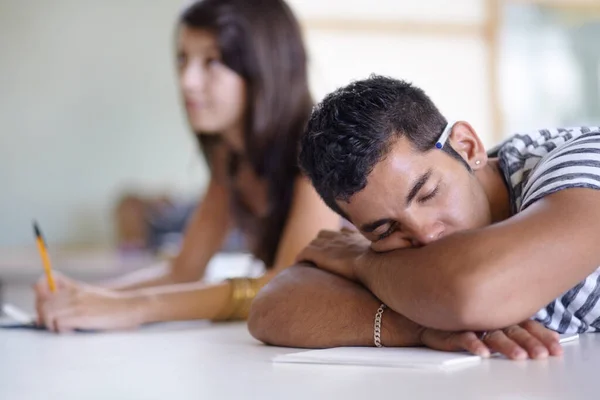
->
[360, 218, 393, 233]
[406, 169, 432, 207]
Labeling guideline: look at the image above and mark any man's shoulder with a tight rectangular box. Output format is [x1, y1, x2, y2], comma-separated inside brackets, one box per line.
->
[491, 127, 600, 212]
[493, 127, 599, 173]
[512, 127, 600, 211]
[496, 127, 599, 157]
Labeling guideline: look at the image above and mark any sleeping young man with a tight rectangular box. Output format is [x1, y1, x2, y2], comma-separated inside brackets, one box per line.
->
[249, 75, 600, 360]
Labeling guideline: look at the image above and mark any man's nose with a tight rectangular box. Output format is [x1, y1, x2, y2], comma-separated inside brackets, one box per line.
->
[410, 221, 445, 247]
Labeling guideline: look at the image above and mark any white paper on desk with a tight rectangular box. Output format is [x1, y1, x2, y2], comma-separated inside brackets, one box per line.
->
[273, 334, 580, 370]
[558, 333, 579, 344]
[0, 303, 210, 332]
[2, 304, 35, 324]
[273, 347, 481, 370]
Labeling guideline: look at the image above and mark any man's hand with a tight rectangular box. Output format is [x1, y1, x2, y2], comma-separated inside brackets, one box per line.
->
[419, 320, 562, 360]
[296, 229, 370, 281]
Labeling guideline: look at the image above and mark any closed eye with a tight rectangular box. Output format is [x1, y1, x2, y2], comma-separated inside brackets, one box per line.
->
[376, 223, 397, 241]
[418, 186, 439, 203]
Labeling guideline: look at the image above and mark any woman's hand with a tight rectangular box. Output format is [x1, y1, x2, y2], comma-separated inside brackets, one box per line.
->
[34, 273, 145, 333]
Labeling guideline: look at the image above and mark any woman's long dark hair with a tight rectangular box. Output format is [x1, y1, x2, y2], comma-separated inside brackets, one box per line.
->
[179, 0, 313, 267]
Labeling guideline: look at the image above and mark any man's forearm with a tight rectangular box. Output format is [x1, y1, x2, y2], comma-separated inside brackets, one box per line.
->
[356, 231, 485, 331]
[248, 264, 423, 348]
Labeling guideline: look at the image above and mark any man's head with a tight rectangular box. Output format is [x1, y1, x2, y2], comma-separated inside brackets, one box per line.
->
[299, 75, 493, 252]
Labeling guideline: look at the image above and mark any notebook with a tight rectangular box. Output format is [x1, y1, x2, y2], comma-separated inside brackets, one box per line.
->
[273, 334, 580, 370]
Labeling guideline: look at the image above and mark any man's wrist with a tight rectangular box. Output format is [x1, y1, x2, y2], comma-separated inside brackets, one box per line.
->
[355, 250, 376, 285]
[380, 308, 423, 347]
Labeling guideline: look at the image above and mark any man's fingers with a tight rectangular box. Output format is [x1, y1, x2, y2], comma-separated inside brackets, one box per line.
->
[520, 320, 562, 356]
[484, 330, 527, 360]
[296, 242, 329, 264]
[502, 325, 548, 359]
[296, 247, 316, 263]
[421, 330, 490, 357]
[451, 332, 491, 357]
[419, 322, 562, 361]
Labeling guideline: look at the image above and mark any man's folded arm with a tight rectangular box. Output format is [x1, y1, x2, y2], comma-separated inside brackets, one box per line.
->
[248, 263, 422, 348]
[356, 189, 600, 331]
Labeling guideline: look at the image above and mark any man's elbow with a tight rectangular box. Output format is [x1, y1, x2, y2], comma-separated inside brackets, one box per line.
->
[248, 272, 299, 346]
[247, 286, 278, 345]
[443, 283, 490, 331]
[441, 271, 523, 331]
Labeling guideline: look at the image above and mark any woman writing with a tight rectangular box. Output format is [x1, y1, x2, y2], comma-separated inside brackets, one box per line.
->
[34, 0, 339, 332]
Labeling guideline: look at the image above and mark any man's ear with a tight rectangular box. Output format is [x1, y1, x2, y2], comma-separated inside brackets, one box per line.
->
[448, 121, 488, 170]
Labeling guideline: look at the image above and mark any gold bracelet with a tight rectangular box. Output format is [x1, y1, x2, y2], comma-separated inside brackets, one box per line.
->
[211, 279, 240, 321]
[212, 277, 266, 321]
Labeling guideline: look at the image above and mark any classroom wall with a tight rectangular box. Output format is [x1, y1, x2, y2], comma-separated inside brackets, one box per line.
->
[0, 0, 490, 247]
[499, 3, 600, 133]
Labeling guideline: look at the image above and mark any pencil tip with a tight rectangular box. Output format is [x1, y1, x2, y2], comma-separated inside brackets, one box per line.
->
[33, 220, 42, 238]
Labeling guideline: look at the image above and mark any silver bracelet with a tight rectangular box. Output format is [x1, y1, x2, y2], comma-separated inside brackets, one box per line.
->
[374, 303, 387, 348]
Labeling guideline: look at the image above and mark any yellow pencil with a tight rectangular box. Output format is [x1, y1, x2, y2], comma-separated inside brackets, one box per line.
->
[33, 221, 56, 293]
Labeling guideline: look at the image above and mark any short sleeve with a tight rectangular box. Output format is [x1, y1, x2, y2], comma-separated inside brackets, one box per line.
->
[520, 131, 600, 211]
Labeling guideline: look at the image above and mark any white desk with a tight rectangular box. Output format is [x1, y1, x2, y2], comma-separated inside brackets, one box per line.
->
[1, 288, 598, 399]
[1, 258, 599, 399]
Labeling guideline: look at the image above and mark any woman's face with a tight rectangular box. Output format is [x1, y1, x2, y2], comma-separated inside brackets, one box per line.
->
[177, 26, 247, 143]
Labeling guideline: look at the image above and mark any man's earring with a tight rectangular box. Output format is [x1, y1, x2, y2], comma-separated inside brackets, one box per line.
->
[475, 160, 481, 166]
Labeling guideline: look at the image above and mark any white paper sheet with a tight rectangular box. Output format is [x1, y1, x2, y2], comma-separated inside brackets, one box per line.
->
[273, 334, 580, 370]
[273, 346, 482, 370]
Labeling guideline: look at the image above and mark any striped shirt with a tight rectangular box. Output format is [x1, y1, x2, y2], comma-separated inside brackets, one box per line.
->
[491, 127, 600, 333]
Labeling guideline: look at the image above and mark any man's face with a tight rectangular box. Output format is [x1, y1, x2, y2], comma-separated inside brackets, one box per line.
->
[337, 136, 492, 252]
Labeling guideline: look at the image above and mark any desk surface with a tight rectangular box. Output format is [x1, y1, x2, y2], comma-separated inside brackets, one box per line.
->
[1, 265, 599, 399]
[1, 320, 598, 400]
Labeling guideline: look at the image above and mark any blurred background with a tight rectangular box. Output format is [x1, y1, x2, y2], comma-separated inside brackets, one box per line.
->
[1, 0, 599, 255]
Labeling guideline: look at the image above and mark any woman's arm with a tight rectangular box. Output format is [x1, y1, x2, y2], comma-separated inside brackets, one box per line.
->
[269, 176, 341, 272]
[36, 175, 340, 331]
[103, 176, 231, 290]
[119, 176, 339, 323]
[35, 176, 232, 331]
[113, 174, 340, 289]
[36, 274, 232, 331]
